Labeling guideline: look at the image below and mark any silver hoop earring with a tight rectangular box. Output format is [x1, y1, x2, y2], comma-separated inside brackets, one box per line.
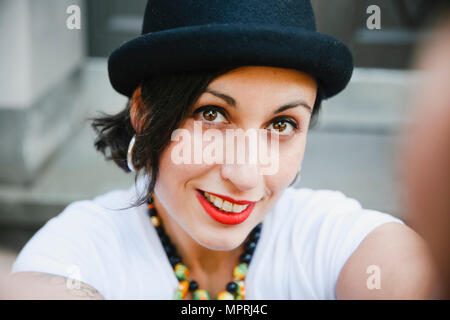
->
[289, 165, 302, 187]
[127, 134, 137, 172]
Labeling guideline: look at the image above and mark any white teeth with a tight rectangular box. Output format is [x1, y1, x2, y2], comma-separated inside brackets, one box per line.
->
[233, 204, 247, 213]
[203, 192, 249, 213]
[213, 197, 223, 208]
[222, 201, 233, 212]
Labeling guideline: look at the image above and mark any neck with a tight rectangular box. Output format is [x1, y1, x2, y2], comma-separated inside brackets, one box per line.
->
[152, 195, 244, 275]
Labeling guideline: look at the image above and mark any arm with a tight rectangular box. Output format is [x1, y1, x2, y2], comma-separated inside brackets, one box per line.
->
[1, 272, 104, 300]
[336, 222, 439, 299]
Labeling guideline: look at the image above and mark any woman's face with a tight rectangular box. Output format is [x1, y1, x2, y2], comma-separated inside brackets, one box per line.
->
[154, 66, 317, 250]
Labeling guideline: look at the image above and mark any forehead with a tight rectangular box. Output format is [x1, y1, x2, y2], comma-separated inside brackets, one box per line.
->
[202, 66, 318, 109]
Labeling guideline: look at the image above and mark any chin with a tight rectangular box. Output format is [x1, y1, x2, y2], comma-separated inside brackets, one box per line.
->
[194, 230, 245, 251]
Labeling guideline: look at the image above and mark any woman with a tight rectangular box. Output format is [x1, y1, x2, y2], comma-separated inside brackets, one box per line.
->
[7, 0, 436, 300]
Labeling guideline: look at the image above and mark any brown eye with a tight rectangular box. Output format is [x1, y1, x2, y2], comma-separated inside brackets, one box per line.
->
[194, 106, 227, 123]
[203, 109, 217, 121]
[267, 118, 297, 135]
[273, 121, 287, 132]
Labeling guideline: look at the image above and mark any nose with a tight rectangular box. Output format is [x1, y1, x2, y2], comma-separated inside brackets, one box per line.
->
[221, 163, 260, 191]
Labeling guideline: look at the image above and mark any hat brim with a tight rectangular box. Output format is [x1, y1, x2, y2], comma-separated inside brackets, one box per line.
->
[108, 23, 353, 99]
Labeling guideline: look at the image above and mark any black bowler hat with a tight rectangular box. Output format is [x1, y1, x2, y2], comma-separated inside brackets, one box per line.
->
[108, 0, 353, 99]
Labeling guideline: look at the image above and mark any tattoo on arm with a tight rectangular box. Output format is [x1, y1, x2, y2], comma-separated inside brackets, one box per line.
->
[18, 272, 104, 300]
[66, 281, 103, 299]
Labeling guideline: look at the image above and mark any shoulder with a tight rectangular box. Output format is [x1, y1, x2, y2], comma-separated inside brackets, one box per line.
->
[336, 221, 438, 299]
[272, 187, 399, 232]
[276, 187, 364, 214]
[266, 187, 407, 299]
[11, 184, 139, 262]
[42, 186, 141, 236]
[56, 176, 149, 228]
[11, 183, 148, 298]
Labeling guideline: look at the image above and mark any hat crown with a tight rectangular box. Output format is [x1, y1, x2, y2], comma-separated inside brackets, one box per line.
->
[142, 0, 316, 35]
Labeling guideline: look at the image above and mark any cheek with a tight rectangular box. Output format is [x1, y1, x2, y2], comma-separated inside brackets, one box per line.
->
[155, 123, 218, 202]
[154, 141, 208, 226]
[264, 136, 306, 191]
[157, 139, 210, 191]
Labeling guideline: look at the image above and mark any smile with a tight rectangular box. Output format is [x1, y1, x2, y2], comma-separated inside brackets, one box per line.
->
[203, 191, 250, 213]
[196, 189, 257, 225]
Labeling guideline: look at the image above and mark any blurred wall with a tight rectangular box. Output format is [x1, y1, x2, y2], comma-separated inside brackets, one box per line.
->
[0, 0, 86, 184]
[0, 0, 85, 107]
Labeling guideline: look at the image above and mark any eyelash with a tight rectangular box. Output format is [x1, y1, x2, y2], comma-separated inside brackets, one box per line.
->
[271, 116, 299, 130]
[192, 105, 300, 133]
[193, 105, 228, 120]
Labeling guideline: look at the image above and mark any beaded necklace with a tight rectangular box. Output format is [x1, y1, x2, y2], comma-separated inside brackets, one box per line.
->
[147, 196, 262, 300]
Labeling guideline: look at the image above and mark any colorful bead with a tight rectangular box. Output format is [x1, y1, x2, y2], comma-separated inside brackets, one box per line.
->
[173, 289, 183, 300]
[217, 290, 235, 300]
[193, 289, 211, 300]
[177, 280, 189, 298]
[233, 263, 248, 280]
[150, 216, 160, 227]
[235, 280, 246, 298]
[174, 263, 189, 280]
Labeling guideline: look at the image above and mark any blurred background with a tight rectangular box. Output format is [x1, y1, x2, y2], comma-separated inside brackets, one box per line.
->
[0, 0, 443, 265]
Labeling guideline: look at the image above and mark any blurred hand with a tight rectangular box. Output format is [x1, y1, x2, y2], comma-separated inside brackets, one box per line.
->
[401, 15, 450, 299]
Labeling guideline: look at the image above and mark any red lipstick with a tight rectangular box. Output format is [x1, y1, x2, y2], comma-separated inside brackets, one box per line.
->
[195, 190, 256, 225]
[202, 190, 256, 205]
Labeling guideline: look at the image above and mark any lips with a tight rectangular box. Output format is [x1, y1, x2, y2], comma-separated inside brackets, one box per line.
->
[196, 190, 256, 225]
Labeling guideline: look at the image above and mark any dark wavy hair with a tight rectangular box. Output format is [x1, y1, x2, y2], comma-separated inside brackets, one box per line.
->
[90, 66, 323, 210]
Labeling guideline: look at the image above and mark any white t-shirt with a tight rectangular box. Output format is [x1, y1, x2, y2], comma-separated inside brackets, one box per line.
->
[11, 177, 404, 299]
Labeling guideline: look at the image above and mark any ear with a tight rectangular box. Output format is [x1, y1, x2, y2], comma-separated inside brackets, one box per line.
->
[129, 85, 144, 133]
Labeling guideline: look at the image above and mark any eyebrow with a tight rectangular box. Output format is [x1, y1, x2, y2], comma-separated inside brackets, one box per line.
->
[204, 88, 312, 114]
